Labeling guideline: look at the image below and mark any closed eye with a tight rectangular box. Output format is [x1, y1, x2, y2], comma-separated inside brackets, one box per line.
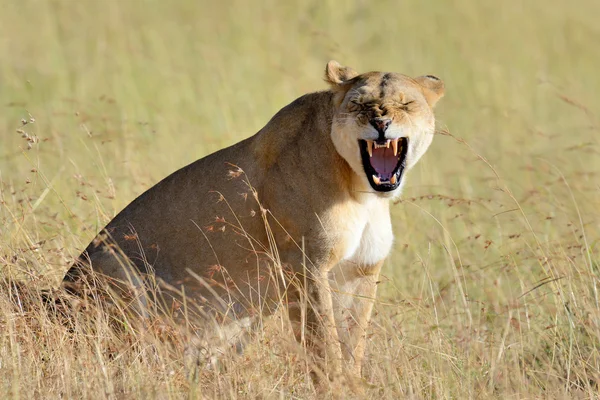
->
[347, 100, 361, 112]
[400, 100, 415, 111]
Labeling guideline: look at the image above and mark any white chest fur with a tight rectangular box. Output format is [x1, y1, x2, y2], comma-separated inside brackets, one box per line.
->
[333, 197, 394, 267]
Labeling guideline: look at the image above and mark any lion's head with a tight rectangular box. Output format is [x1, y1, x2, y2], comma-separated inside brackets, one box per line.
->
[326, 61, 444, 197]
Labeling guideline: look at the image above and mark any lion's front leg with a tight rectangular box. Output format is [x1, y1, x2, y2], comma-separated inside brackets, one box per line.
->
[307, 269, 344, 381]
[330, 259, 384, 377]
[287, 266, 344, 388]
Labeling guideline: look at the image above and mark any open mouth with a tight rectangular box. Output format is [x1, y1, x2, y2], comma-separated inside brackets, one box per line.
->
[358, 137, 408, 192]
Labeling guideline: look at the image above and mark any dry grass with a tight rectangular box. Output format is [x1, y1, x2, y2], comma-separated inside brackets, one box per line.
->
[1, 0, 599, 398]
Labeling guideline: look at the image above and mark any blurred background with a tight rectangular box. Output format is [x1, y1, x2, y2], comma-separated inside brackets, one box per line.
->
[0, 1, 599, 396]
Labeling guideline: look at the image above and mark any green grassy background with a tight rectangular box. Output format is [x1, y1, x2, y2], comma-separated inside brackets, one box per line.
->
[1, 0, 599, 398]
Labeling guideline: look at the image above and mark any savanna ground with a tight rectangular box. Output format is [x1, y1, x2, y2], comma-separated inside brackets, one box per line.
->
[1, 1, 599, 398]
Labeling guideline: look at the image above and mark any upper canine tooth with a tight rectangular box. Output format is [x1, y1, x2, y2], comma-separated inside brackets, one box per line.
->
[391, 139, 398, 156]
[372, 175, 381, 185]
[367, 140, 373, 157]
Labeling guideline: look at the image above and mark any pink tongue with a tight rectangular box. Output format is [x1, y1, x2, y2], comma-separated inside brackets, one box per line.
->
[370, 147, 397, 179]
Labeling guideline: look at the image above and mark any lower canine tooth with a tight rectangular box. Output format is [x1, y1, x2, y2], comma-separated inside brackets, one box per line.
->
[372, 175, 381, 185]
[390, 175, 397, 185]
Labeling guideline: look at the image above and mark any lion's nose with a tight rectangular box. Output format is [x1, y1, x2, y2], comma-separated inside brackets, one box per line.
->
[370, 118, 392, 138]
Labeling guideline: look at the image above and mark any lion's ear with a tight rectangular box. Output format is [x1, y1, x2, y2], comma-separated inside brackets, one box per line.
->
[324, 61, 358, 85]
[414, 75, 445, 107]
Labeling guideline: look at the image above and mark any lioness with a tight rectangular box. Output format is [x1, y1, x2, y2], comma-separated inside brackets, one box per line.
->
[63, 61, 444, 384]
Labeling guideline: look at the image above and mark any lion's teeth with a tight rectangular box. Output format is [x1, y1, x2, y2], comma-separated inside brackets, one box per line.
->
[391, 139, 398, 156]
[386, 140, 390, 148]
[372, 175, 381, 185]
[367, 140, 373, 157]
[390, 175, 397, 185]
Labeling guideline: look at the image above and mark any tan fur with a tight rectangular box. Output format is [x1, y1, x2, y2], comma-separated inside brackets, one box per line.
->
[63, 61, 444, 386]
